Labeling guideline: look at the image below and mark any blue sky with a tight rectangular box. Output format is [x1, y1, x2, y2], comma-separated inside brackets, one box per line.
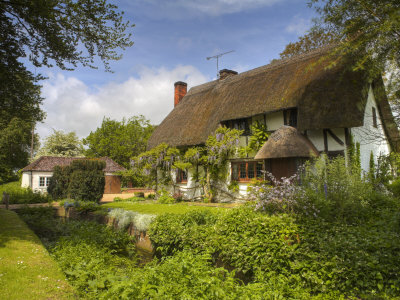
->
[36, 0, 316, 140]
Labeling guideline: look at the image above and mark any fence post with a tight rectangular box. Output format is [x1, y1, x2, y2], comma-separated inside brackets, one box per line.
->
[2, 192, 9, 210]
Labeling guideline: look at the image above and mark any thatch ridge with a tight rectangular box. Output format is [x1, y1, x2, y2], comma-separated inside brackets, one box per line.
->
[255, 126, 319, 159]
[148, 46, 398, 149]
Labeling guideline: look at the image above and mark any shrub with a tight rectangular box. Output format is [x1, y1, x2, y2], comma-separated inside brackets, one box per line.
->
[157, 189, 176, 204]
[172, 190, 185, 202]
[0, 181, 51, 204]
[134, 192, 145, 197]
[108, 208, 155, 232]
[301, 155, 374, 222]
[389, 178, 400, 198]
[146, 193, 155, 199]
[249, 172, 305, 215]
[149, 210, 218, 257]
[48, 159, 105, 202]
[47, 165, 71, 199]
[149, 206, 400, 297]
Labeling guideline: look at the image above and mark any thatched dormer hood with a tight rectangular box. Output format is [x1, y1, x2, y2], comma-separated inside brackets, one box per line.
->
[148, 47, 399, 150]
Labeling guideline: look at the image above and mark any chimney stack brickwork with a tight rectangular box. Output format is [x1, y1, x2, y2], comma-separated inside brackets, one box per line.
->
[219, 69, 238, 80]
[174, 81, 187, 107]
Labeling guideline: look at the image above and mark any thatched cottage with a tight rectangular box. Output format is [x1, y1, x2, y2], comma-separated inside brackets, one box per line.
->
[148, 48, 399, 197]
[21, 156, 125, 194]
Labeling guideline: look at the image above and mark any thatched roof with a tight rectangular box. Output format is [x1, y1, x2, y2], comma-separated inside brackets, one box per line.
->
[255, 126, 319, 159]
[21, 156, 125, 173]
[148, 47, 399, 150]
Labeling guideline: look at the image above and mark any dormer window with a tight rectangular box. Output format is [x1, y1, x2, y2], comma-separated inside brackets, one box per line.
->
[372, 107, 377, 128]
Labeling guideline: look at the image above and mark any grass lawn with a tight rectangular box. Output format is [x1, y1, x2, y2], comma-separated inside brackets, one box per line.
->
[0, 209, 75, 299]
[101, 201, 236, 215]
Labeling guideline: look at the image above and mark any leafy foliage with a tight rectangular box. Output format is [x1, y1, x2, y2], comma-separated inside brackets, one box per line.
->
[0, 118, 39, 183]
[0, 181, 51, 204]
[249, 172, 305, 214]
[280, 26, 339, 58]
[1, 0, 133, 71]
[48, 159, 105, 202]
[248, 121, 269, 151]
[301, 155, 374, 222]
[84, 116, 155, 169]
[149, 205, 400, 298]
[134, 127, 242, 201]
[35, 130, 84, 158]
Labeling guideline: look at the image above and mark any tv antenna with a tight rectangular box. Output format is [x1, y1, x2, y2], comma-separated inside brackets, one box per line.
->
[206, 50, 235, 78]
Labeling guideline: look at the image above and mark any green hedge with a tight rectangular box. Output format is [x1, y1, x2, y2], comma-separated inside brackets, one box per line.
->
[48, 159, 105, 202]
[149, 206, 400, 298]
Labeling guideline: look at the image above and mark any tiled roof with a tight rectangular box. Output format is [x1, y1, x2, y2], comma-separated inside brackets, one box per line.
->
[21, 156, 126, 173]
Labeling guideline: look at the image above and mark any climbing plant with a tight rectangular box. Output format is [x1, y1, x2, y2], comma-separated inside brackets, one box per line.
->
[132, 127, 242, 202]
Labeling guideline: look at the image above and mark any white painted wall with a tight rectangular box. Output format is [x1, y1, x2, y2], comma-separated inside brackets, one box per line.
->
[21, 171, 53, 193]
[352, 86, 391, 171]
[266, 111, 284, 131]
[307, 129, 325, 152]
[307, 128, 346, 153]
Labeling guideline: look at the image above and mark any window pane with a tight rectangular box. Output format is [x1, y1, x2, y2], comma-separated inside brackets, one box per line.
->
[39, 177, 45, 187]
[46, 177, 51, 187]
[182, 170, 187, 181]
[232, 164, 239, 180]
[248, 162, 255, 178]
[240, 163, 246, 178]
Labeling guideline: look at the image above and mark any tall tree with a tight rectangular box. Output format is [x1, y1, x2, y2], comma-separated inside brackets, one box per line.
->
[84, 116, 155, 168]
[0, 0, 133, 182]
[280, 26, 339, 59]
[309, 0, 400, 96]
[0, 118, 39, 183]
[0, 0, 133, 71]
[35, 130, 84, 158]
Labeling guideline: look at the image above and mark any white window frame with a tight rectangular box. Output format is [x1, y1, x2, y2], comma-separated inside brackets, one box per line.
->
[39, 176, 51, 187]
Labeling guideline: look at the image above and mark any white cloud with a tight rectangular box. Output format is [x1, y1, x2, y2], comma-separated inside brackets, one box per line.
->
[179, 0, 282, 16]
[285, 15, 311, 35]
[128, 0, 283, 19]
[37, 65, 208, 139]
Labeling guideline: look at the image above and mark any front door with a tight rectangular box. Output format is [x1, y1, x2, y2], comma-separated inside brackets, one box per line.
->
[267, 158, 297, 180]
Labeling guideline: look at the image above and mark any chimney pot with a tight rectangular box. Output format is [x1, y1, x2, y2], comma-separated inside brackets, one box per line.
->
[219, 69, 238, 80]
[174, 81, 187, 107]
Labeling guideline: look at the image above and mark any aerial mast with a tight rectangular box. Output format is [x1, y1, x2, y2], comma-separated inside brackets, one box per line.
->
[206, 50, 235, 78]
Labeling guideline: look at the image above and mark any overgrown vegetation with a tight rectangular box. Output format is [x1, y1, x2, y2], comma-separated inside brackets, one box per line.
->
[149, 205, 400, 298]
[0, 181, 51, 204]
[133, 127, 244, 202]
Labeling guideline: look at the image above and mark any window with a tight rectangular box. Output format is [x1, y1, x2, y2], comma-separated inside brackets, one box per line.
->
[39, 177, 51, 187]
[231, 161, 263, 182]
[222, 118, 250, 135]
[372, 107, 377, 128]
[176, 169, 188, 183]
[284, 108, 298, 128]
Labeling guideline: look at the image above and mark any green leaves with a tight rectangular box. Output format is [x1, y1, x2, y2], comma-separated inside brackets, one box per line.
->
[84, 116, 155, 169]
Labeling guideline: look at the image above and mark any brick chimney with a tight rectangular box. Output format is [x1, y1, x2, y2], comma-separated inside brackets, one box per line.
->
[174, 81, 187, 107]
[219, 69, 238, 80]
